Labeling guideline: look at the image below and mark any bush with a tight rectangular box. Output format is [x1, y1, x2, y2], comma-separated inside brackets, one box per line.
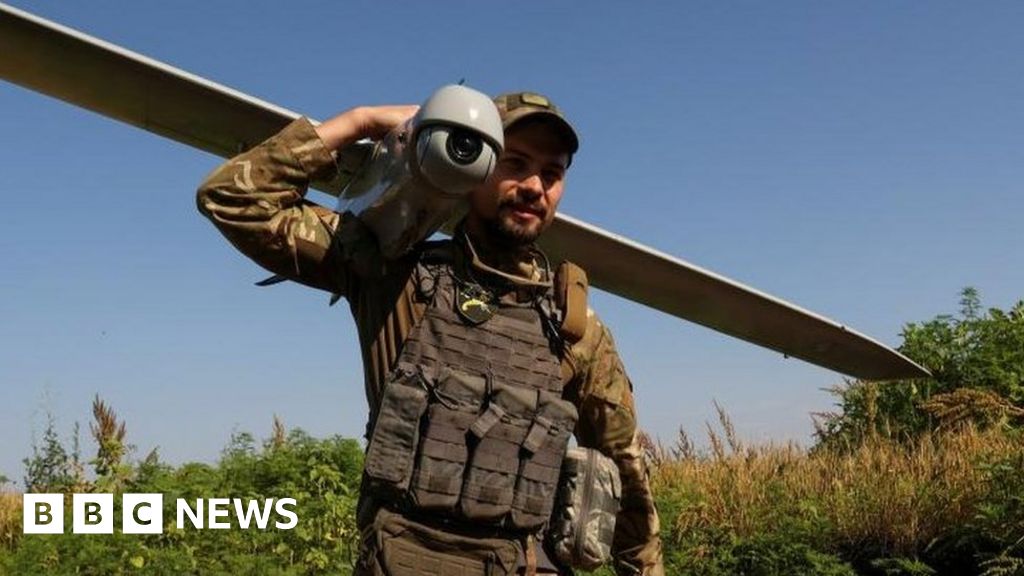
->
[818, 289, 1024, 447]
[1, 412, 364, 575]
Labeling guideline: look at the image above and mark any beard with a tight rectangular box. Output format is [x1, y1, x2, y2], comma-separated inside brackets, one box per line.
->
[483, 202, 547, 247]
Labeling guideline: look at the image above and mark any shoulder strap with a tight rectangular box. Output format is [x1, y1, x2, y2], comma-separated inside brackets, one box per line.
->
[554, 261, 588, 344]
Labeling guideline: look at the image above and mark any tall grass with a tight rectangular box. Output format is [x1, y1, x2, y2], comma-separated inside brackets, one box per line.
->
[0, 490, 20, 554]
[648, 406, 1024, 574]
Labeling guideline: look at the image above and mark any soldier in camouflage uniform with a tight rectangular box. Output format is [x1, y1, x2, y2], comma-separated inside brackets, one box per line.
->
[197, 92, 664, 576]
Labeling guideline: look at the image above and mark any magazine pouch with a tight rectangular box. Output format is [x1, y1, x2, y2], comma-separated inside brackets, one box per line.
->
[509, 391, 579, 531]
[460, 383, 537, 524]
[364, 370, 429, 498]
[410, 368, 487, 512]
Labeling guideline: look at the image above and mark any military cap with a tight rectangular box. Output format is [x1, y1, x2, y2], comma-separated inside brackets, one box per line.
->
[493, 91, 579, 155]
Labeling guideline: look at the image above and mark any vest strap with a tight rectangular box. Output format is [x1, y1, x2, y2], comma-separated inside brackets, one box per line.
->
[522, 416, 553, 455]
[555, 261, 588, 344]
[470, 403, 506, 438]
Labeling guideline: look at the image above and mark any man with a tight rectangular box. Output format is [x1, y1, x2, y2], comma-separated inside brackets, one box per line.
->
[197, 91, 664, 576]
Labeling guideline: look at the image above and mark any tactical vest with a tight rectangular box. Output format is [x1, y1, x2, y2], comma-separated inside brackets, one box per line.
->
[362, 242, 581, 533]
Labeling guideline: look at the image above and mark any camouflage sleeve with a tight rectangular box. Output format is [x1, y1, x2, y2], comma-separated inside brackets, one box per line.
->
[196, 117, 356, 294]
[569, 309, 665, 576]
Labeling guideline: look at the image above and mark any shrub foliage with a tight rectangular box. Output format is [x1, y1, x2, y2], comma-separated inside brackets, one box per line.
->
[2, 412, 363, 575]
[818, 289, 1024, 445]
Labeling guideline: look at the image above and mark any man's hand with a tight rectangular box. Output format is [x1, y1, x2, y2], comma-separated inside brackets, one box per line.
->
[314, 105, 419, 151]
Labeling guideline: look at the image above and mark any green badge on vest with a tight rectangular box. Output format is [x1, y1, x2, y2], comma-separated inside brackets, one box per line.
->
[456, 283, 495, 325]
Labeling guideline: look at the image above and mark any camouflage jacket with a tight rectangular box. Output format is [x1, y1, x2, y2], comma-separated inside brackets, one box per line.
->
[196, 118, 664, 576]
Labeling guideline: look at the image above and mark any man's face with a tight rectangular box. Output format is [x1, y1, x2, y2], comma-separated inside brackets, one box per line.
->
[467, 120, 571, 246]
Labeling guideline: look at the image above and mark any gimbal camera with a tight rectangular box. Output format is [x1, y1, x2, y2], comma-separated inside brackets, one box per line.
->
[338, 85, 504, 258]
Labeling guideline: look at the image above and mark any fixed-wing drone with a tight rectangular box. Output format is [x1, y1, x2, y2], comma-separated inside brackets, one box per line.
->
[0, 3, 929, 381]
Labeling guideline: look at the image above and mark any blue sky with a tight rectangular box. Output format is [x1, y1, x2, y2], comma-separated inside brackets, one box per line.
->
[1, 1, 1022, 483]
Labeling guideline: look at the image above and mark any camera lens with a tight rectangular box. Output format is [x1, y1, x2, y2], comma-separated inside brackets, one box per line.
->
[446, 129, 483, 165]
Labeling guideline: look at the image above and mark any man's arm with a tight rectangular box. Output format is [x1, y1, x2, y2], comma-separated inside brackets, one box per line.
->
[570, 310, 665, 576]
[196, 106, 416, 293]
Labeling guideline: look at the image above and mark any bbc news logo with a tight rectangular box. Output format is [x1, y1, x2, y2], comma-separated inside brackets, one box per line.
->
[23, 494, 298, 534]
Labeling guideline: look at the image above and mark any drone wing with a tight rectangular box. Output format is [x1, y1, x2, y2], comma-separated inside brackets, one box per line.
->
[0, 2, 369, 193]
[539, 216, 927, 380]
[0, 2, 929, 380]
